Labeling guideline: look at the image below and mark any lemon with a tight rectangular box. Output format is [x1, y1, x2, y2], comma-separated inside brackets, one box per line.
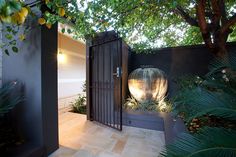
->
[19, 7, 29, 17]
[46, 23, 52, 29]
[45, 0, 50, 4]
[58, 8, 65, 17]
[11, 7, 28, 24]
[38, 18, 46, 25]
[0, 15, 12, 23]
[19, 34, 25, 41]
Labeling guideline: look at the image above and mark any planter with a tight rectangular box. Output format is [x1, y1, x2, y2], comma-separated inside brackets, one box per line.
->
[159, 113, 187, 144]
[122, 110, 187, 145]
[123, 110, 164, 131]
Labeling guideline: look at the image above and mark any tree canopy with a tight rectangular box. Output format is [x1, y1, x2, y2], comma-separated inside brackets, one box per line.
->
[1, 0, 236, 55]
[43, 0, 236, 55]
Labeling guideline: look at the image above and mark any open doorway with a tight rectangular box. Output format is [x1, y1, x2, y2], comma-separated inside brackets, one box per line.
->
[51, 29, 166, 157]
[57, 23, 87, 115]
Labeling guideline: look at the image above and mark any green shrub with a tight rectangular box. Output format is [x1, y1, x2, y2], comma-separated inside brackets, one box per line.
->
[124, 96, 172, 113]
[160, 55, 236, 157]
[71, 94, 86, 114]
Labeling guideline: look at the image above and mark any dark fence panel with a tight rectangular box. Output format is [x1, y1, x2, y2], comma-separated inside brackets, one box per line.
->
[129, 43, 236, 97]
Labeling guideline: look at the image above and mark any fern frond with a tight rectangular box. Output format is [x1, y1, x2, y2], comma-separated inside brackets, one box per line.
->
[160, 127, 236, 157]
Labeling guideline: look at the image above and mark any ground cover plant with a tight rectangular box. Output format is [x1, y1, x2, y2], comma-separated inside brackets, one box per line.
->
[71, 94, 86, 114]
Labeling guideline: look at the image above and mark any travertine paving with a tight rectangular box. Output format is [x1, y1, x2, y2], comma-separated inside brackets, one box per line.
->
[49, 112, 165, 157]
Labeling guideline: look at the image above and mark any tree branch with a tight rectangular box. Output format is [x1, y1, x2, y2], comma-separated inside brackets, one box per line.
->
[175, 6, 198, 27]
[210, 0, 221, 26]
[197, 0, 214, 49]
[221, 13, 236, 34]
[219, 0, 227, 25]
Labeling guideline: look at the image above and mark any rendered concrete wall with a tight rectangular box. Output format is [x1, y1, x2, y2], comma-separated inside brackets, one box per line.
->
[2, 12, 43, 146]
[129, 43, 236, 97]
[2, 6, 58, 155]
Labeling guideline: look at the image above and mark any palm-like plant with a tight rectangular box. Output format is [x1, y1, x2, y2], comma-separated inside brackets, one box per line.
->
[160, 55, 236, 157]
[0, 81, 24, 153]
[160, 127, 236, 157]
[0, 81, 23, 117]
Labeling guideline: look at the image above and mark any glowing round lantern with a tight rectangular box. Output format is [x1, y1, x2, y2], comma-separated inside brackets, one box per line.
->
[128, 67, 168, 103]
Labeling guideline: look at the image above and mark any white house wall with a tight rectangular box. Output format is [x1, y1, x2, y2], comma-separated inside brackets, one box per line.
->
[58, 32, 86, 110]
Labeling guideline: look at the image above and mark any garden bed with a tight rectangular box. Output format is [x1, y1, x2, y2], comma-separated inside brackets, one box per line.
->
[123, 110, 187, 144]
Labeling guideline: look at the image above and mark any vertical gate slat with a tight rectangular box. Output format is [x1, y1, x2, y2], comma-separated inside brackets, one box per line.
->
[96, 47, 98, 121]
[101, 44, 104, 124]
[98, 45, 101, 123]
[108, 42, 113, 126]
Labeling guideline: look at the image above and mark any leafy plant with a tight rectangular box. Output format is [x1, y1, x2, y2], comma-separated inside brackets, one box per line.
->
[0, 81, 24, 154]
[0, 0, 33, 55]
[0, 81, 23, 117]
[82, 81, 86, 93]
[160, 127, 236, 157]
[71, 94, 86, 114]
[124, 96, 172, 113]
[160, 55, 236, 156]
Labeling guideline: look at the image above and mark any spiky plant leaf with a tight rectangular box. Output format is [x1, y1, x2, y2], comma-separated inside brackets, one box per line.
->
[159, 127, 236, 157]
[207, 54, 236, 77]
[0, 82, 23, 117]
[174, 86, 236, 123]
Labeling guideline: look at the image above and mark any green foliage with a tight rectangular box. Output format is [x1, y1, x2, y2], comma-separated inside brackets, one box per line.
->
[160, 127, 236, 157]
[161, 55, 236, 156]
[1, 0, 236, 54]
[82, 81, 86, 93]
[0, 81, 23, 117]
[124, 96, 172, 113]
[0, 0, 21, 17]
[0, 81, 24, 154]
[38, 0, 236, 51]
[0, 0, 33, 55]
[71, 94, 86, 114]
[173, 55, 236, 124]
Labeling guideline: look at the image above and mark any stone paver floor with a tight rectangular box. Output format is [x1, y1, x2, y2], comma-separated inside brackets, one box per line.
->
[49, 112, 165, 157]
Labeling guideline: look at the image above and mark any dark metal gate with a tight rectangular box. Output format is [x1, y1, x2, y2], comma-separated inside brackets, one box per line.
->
[87, 34, 123, 130]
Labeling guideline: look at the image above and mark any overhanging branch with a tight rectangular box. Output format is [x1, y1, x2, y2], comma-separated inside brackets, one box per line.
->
[175, 6, 198, 27]
[221, 13, 236, 34]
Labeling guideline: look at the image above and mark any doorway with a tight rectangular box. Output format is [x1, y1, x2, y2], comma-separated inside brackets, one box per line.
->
[57, 24, 87, 115]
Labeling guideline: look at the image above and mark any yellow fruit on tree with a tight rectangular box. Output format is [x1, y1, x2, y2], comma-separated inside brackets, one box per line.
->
[58, 8, 65, 17]
[46, 23, 52, 29]
[0, 16, 12, 23]
[38, 18, 46, 25]
[45, 0, 50, 4]
[11, 7, 29, 24]
[19, 34, 25, 41]
[20, 7, 29, 17]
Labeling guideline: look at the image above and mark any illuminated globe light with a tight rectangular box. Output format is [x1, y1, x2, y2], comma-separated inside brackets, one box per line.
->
[58, 51, 66, 63]
[128, 67, 168, 103]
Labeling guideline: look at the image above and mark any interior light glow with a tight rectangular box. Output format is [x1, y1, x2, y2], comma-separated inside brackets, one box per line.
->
[58, 51, 66, 63]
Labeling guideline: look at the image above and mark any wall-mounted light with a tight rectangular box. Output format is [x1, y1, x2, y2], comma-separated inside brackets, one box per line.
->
[58, 51, 66, 63]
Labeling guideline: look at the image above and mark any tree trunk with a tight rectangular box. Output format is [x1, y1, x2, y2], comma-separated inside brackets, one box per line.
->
[176, 1, 236, 58]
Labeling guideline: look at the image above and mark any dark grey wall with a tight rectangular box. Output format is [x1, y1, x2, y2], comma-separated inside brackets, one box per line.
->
[41, 22, 58, 155]
[2, 6, 58, 156]
[129, 43, 236, 97]
[3, 11, 43, 146]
